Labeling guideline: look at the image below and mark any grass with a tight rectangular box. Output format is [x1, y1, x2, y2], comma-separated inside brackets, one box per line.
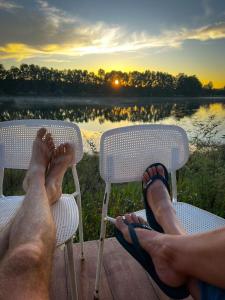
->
[3, 142, 225, 241]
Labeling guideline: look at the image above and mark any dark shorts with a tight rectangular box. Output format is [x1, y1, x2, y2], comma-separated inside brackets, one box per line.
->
[200, 281, 225, 300]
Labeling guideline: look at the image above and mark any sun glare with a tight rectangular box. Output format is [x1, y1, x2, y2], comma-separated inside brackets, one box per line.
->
[114, 79, 119, 85]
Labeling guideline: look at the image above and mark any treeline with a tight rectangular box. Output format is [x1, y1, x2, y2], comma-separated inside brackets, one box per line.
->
[0, 64, 224, 97]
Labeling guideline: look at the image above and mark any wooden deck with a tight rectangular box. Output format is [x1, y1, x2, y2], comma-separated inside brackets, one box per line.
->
[50, 238, 193, 300]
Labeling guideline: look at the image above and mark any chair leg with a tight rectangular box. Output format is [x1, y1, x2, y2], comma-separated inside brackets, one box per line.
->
[94, 183, 111, 299]
[72, 167, 84, 260]
[65, 238, 79, 300]
[76, 194, 84, 260]
[94, 218, 107, 299]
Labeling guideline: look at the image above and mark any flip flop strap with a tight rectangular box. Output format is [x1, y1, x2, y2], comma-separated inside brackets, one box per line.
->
[146, 162, 169, 182]
[144, 174, 170, 193]
[128, 224, 151, 254]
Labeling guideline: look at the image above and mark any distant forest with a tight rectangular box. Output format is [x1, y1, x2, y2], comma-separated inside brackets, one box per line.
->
[0, 64, 224, 97]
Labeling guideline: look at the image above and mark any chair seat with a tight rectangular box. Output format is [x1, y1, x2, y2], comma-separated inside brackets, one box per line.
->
[135, 202, 225, 234]
[0, 195, 79, 246]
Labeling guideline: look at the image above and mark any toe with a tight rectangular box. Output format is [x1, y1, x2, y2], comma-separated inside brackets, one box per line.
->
[147, 167, 154, 178]
[55, 146, 59, 156]
[64, 143, 70, 150]
[48, 141, 55, 152]
[125, 213, 133, 224]
[115, 216, 127, 232]
[137, 216, 148, 225]
[45, 133, 52, 143]
[157, 165, 165, 177]
[115, 216, 132, 243]
[64, 143, 73, 154]
[58, 144, 64, 154]
[131, 213, 139, 224]
[143, 171, 149, 183]
[37, 128, 47, 139]
[48, 139, 54, 147]
[152, 166, 157, 176]
[63, 144, 67, 153]
[63, 143, 69, 153]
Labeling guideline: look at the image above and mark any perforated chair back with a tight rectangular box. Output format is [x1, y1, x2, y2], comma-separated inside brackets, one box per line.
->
[0, 119, 83, 169]
[100, 125, 189, 183]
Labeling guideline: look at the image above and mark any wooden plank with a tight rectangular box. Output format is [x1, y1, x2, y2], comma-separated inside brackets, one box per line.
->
[50, 238, 194, 300]
[50, 247, 68, 300]
[73, 240, 113, 300]
[149, 278, 171, 300]
[103, 238, 159, 300]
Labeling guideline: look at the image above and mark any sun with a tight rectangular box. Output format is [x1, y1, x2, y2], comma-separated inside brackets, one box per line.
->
[114, 79, 119, 85]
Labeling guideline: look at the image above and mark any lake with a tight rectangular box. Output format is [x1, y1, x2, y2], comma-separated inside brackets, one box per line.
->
[1, 96, 225, 152]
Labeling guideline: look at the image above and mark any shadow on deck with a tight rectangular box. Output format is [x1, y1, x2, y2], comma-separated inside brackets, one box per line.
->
[50, 237, 193, 300]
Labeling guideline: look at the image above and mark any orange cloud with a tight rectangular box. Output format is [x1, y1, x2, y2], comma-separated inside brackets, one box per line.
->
[0, 43, 43, 60]
[1, 21, 225, 62]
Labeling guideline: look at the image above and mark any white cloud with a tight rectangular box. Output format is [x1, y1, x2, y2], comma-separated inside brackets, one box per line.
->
[0, 0, 22, 10]
[0, 1, 225, 61]
[37, 0, 76, 27]
[186, 22, 225, 41]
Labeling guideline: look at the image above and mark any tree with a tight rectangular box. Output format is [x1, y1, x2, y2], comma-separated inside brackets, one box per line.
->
[9, 66, 20, 80]
[176, 74, 202, 96]
[203, 81, 213, 90]
[0, 64, 6, 80]
[98, 69, 105, 84]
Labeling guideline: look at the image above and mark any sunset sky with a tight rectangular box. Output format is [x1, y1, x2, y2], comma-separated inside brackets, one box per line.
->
[0, 0, 225, 87]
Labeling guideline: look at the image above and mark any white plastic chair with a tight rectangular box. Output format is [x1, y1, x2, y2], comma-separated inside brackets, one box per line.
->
[0, 119, 84, 300]
[94, 124, 225, 298]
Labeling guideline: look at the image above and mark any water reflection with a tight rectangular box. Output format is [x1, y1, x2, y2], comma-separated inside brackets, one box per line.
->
[1, 97, 225, 151]
[0, 98, 207, 123]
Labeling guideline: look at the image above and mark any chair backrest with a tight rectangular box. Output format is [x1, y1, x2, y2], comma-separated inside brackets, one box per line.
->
[0, 119, 83, 169]
[100, 124, 189, 183]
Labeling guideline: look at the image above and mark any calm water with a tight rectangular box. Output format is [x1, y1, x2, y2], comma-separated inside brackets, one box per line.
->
[1, 96, 225, 151]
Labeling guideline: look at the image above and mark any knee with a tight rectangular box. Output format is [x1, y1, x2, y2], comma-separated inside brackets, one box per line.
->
[7, 242, 45, 273]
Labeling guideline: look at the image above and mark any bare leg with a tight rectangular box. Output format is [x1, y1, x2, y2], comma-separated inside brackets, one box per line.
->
[0, 128, 56, 300]
[116, 165, 225, 296]
[143, 165, 200, 298]
[116, 165, 200, 299]
[0, 140, 74, 259]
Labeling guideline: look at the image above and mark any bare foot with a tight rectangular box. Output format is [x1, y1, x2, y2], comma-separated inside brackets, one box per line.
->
[143, 165, 174, 221]
[45, 143, 75, 205]
[23, 128, 55, 190]
[115, 214, 187, 287]
[143, 165, 186, 235]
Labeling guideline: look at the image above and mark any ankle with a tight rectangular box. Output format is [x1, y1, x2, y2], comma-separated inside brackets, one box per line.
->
[45, 181, 62, 204]
[157, 235, 177, 267]
[144, 233, 176, 265]
[155, 204, 176, 223]
[165, 235, 187, 273]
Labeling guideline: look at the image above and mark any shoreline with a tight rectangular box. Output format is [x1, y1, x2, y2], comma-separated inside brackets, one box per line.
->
[1, 95, 225, 106]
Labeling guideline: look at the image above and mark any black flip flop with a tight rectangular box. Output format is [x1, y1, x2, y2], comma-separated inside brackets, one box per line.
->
[115, 222, 189, 299]
[142, 163, 170, 233]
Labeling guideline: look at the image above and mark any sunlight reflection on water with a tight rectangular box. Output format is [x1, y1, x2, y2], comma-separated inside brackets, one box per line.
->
[79, 103, 225, 152]
[1, 97, 225, 152]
